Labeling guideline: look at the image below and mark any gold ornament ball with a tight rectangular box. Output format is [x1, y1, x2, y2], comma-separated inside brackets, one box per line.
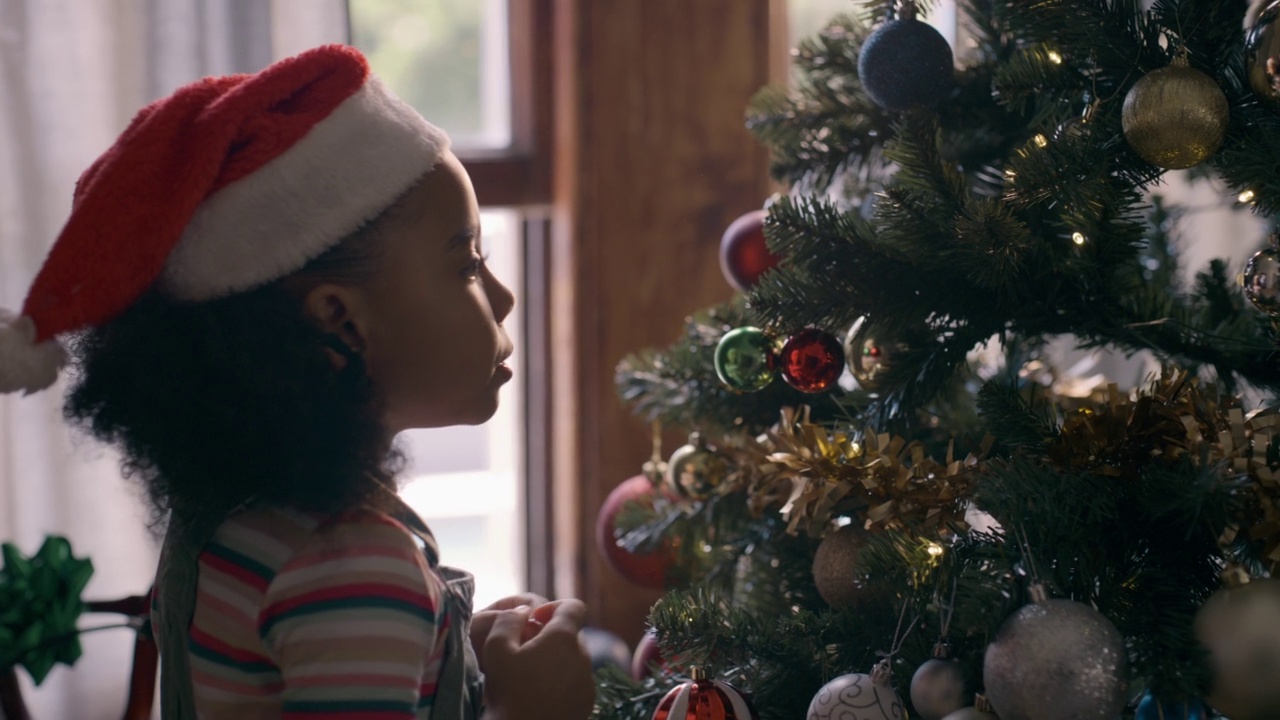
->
[664, 434, 731, 500]
[1194, 578, 1280, 720]
[811, 523, 873, 609]
[1121, 57, 1229, 170]
[1247, 1, 1280, 110]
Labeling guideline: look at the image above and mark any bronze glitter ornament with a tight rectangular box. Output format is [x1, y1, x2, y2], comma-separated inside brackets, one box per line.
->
[1121, 54, 1228, 169]
[811, 523, 873, 610]
[1247, 1, 1280, 111]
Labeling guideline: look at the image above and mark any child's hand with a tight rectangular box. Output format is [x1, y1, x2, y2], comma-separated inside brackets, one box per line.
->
[479, 593, 550, 612]
[470, 593, 553, 668]
[480, 601, 596, 720]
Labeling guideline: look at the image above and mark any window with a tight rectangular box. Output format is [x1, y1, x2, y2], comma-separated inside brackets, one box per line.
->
[349, 0, 534, 609]
[349, 0, 512, 151]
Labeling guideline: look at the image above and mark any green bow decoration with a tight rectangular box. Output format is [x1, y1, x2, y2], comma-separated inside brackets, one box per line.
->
[0, 536, 94, 685]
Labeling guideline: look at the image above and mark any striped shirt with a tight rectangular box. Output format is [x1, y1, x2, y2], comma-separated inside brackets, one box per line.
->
[171, 503, 452, 719]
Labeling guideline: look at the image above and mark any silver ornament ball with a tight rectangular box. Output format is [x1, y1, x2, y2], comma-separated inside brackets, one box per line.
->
[982, 598, 1128, 720]
[1194, 577, 1280, 720]
[910, 658, 968, 720]
[807, 671, 906, 720]
[1246, 1, 1280, 111]
[940, 709, 997, 720]
[843, 317, 897, 391]
[1244, 247, 1280, 316]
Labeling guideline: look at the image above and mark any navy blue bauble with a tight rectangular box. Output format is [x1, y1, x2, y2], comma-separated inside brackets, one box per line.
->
[1135, 693, 1206, 720]
[858, 18, 954, 111]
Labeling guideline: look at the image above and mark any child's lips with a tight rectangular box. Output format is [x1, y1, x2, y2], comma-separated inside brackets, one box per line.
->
[495, 361, 514, 383]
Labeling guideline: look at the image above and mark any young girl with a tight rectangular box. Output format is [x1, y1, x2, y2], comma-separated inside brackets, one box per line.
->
[0, 44, 595, 720]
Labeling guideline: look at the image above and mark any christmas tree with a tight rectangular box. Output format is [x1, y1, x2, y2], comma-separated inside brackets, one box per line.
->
[592, 1, 1280, 719]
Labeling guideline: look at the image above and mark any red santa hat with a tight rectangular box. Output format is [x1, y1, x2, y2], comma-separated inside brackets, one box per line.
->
[0, 44, 450, 395]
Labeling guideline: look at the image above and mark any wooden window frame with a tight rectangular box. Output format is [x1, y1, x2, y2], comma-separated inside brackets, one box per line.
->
[459, 0, 554, 209]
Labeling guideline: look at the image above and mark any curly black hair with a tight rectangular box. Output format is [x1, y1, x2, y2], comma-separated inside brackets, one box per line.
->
[64, 217, 405, 534]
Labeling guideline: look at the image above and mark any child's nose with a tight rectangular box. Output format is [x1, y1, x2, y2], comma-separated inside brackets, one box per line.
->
[488, 272, 515, 322]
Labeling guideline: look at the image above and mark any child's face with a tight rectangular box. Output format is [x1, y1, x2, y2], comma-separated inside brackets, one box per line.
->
[324, 152, 516, 431]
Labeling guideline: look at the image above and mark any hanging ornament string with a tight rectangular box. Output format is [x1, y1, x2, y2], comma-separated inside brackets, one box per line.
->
[878, 596, 923, 670]
[642, 419, 668, 485]
[909, 575, 969, 720]
[934, 573, 959, 648]
[1011, 522, 1050, 601]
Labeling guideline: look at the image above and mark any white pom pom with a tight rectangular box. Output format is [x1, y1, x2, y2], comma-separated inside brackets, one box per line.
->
[0, 310, 67, 395]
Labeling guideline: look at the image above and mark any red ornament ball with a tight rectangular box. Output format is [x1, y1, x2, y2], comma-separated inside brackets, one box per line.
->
[632, 630, 665, 680]
[780, 328, 844, 393]
[719, 209, 780, 292]
[653, 669, 759, 720]
[596, 475, 676, 589]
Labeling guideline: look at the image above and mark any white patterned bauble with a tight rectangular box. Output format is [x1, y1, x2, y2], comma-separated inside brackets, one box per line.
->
[807, 666, 905, 720]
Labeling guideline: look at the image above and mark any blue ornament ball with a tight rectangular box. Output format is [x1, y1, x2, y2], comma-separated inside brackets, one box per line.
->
[858, 17, 954, 112]
[579, 627, 632, 674]
[1135, 693, 1206, 720]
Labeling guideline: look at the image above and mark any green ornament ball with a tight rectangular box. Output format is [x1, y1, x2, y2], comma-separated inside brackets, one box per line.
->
[714, 327, 777, 392]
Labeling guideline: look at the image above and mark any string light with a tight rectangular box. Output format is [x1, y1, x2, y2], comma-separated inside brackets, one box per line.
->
[1239, 189, 1257, 204]
[1047, 50, 1064, 64]
[1072, 232, 1087, 245]
[1032, 133, 1048, 148]
[926, 542, 944, 558]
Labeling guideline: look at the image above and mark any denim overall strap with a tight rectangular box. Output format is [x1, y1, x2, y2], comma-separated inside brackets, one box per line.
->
[385, 494, 485, 719]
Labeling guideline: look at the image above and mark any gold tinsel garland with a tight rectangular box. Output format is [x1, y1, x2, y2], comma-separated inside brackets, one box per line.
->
[725, 406, 986, 538]
[713, 369, 1280, 567]
[1038, 369, 1280, 566]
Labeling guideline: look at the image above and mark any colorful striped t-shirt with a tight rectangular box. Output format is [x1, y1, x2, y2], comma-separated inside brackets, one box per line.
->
[175, 503, 452, 719]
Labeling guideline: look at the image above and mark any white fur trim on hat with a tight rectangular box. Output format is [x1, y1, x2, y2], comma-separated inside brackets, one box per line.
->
[0, 310, 68, 394]
[158, 76, 450, 301]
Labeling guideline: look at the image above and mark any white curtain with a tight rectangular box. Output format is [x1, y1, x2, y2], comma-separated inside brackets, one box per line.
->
[0, 1, 346, 717]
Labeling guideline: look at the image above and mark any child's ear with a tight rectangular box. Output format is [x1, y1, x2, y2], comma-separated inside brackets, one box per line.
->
[302, 283, 370, 366]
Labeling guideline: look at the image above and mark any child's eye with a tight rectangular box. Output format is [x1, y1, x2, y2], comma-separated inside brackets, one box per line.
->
[463, 253, 491, 280]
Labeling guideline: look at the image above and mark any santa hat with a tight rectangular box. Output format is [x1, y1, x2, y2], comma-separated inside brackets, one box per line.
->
[0, 44, 450, 395]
